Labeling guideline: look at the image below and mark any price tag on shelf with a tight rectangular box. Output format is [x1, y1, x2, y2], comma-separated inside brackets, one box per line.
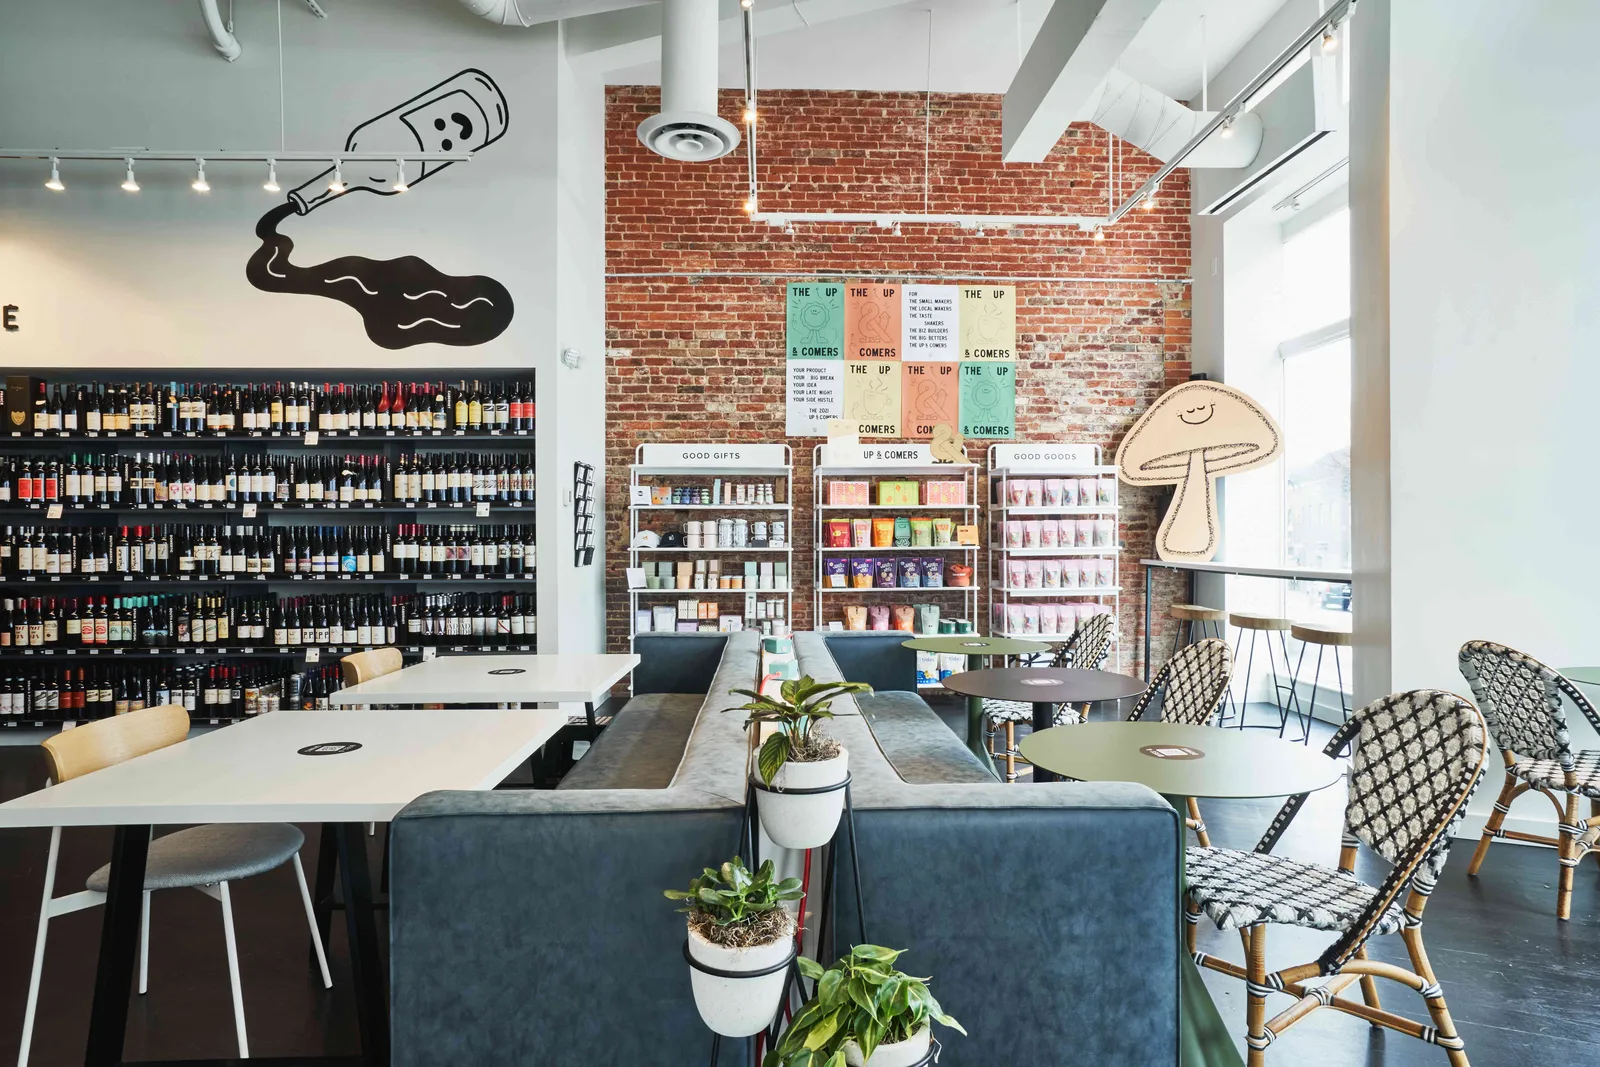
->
[303, 431, 319, 446]
[46, 504, 63, 519]
[241, 503, 258, 518]
[421, 647, 438, 662]
[304, 648, 321, 663]
[475, 502, 491, 518]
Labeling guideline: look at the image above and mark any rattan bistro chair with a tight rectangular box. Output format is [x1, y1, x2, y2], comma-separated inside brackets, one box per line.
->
[19, 705, 330, 1067]
[1186, 690, 1487, 1067]
[985, 612, 1114, 782]
[1127, 638, 1234, 845]
[1457, 640, 1600, 920]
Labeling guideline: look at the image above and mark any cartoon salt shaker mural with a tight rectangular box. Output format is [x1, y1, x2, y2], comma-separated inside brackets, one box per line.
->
[246, 69, 514, 349]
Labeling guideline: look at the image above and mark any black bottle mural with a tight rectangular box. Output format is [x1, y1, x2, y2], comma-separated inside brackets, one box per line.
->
[246, 69, 514, 349]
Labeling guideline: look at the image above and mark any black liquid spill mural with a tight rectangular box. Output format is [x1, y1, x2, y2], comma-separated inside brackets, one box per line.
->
[245, 69, 514, 349]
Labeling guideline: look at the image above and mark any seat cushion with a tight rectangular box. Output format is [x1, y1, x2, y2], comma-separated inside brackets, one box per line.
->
[86, 823, 305, 892]
[1509, 749, 1600, 798]
[558, 693, 705, 790]
[1184, 846, 1406, 936]
[855, 691, 995, 784]
[983, 698, 1082, 726]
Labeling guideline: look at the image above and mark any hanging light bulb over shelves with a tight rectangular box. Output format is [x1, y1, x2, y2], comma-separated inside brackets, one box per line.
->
[393, 159, 409, 193]
[191, 159, 210, 193]
[120, 158, 139, 193]
[44, 157, 64, 192]
[263, 159, 280, 193]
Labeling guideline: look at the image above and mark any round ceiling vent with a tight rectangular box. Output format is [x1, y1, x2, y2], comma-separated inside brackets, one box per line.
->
[638, 111, 741, 162]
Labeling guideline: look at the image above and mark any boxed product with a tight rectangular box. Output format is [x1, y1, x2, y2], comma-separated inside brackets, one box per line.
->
[877, 480, 921, 507]
[829, 480, 870, 506]
[923, 480, 966, 505]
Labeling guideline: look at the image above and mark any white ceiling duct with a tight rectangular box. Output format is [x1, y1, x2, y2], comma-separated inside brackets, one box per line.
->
[197, 0, 241, 61]
[637, 0, 740, 161]
[456, 0, 540, 26]
[1085, 69, 1260, 168]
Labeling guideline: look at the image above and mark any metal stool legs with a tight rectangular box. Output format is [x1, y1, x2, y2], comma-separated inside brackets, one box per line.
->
[1232, 627, 1307, 740]
[1290, 639, 1351, 748]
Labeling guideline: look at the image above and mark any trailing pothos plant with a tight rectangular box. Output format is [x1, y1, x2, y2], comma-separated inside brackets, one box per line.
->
[729, 675, 872, 785]
[664, 856, 804, 948]
[764, 945, 965, 1067]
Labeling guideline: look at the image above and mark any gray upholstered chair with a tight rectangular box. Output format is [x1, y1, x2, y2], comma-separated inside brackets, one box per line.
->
[1127, 638, 1234, 845]
[1457, 639, 1600, 919]
[1186, 689, 1487, 1067]
[985, 611, 1114, 782]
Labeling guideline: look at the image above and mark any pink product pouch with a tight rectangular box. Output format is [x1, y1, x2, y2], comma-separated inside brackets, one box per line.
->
[1078, 559, 1097, 587]
[1021, 605, 1040, 634]
[1007, 480, 1028, 506]
[1094, 519, 1115, 547]
[1074, 519, 1092, 548]
[1007, 560, 1027, 589]
[1098, 477, 1116, 505]
[1022, 520, 1041, 548]
[1075, 479, 1094, 506]
[1006, 604, 1026, 635]
[1025, 479, 1044, 507]
[1005, 521, 1024, 548]
[1038, 604, 1058, 635]
[1041, 559, 1062, 588]
[1025, 560, 1044, 589]
[851, 518, 873, 547]
[1038, 519, 1059, 548]
[1042, 479, 1064, 506]
[868, 604, 891, 630]
[1060, 560, 1078, 588]
[1097, 558, 1115, 587]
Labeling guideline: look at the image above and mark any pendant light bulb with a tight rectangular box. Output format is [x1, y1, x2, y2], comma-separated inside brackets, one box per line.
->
[1093, 227, 1106, 242]
[742, 197, 756, 215]
[120, 158, 139, 193]
[45, 157, 64, 192]
[743, 107, 757, 124]
[328, 160, 345, 194]
[1141, 191, 1156, 210]
[393, 159, 409, 193]
[263, 159, 281, 193]
[191, 159, 210, 193]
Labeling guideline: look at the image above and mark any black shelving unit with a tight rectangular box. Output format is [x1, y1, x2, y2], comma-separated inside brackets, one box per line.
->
[0, 367, 537, 727]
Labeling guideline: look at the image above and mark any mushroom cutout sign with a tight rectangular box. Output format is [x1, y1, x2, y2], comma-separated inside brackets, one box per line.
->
[1115, 381, 1282, 562]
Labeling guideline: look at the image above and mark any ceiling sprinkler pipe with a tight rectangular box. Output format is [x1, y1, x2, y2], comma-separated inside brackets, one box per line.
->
[197, 0, 242, 61]
[455, 0, 538, 27]
[638, 0, 741, 161]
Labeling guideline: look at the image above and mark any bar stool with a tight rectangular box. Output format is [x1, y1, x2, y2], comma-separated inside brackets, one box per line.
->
[1290, 622, 1351, 746]
[1169, 604, 1226, 656]
[1228, 612, 1307, 740]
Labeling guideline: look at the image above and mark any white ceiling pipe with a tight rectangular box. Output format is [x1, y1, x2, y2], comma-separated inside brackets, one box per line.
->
[197, 0, 242, 61]
[455, 0, 538, 27]
[1084, 70, 1261, 169]
[637, 0, 740, 161]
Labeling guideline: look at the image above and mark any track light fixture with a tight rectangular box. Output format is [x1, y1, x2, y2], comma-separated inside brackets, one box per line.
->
[1141, 189, 1156, 210]
[1321, 23, 1339, 52]
[263, 159, 280, 193]
[328, 160, 345, 194]
[742, 197, 756, 215]
[743, 107, 758, 124]
[1093, 227, 1106, 242]
[120, 158, 139, 193]
[191, 159, 210, 193]
[393, 159, 409, 193]
[1219, 116, 1235, 139]
[44, 157, 64, 192]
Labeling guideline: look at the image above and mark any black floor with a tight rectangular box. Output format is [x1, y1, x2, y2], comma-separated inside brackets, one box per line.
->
[2, 704, 1598, 1066]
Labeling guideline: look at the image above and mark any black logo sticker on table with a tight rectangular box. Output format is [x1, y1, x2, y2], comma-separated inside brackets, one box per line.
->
[1139, 744, 1205, 761]
[298, 742, 364, 756]
[487, 667, 526, 676]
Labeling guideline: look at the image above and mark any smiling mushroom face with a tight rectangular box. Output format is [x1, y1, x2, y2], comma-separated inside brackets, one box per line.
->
[1115, 381, 1282, 561]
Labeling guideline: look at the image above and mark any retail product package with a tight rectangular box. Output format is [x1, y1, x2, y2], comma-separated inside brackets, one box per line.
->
[652, 605, 678, 632]
[829, 480, 870, 506]
[758, 562, 776, 589]
[916, 651, 940, 687]
[1021, 605, 1040, 634]
[893, 517, 912, 547]
[1078, 559, 1097, 587]
[1023, 520, 1041, 548]
[635, 609, 653, 634]
[650, 485, 672, 506]
[1097, 558, 1115, 587]
[849, 557, 874, 589]
[1038, 603, 1059, 635]
[851, 518, 873, 547]
[890, 604, 917, 632]
[1007, 560, 1027, 589]
[1094, 519, 1115, 548]
[877, 480, 921, 507]
[822, 557, 847, 589]
[868, 604, 891, 631]
[1005, 520, 1024, 548]
[1074, 519, 1092, 548]
[938, 653, 964, 680]
[920, 556, 944, 588]
[1025, 560, 1044, 589]
[874, 558, 898, 589]
[909, 517, 934, 547]
[1060, 560, 1078, 588]
[1075, 479, 1095, 506]
[845, 604, 868, 631]
[1025, 479, 1044, 507]
[897, 558, 922, 588]
[1098, 477, 1116, 506]
[949, 562, 974, 587]
[1006, 479, 1028, 506]
[824, 519, 852, 548]
[1042, 478, 1064, 506]
[1042, 559, 1062, 588]
[915, 603, 940, 635]
[931, 517, 954, 546]
[871, 517, 895, 547]
[1039, 518, 1059, 548]
[923, 480, 966, 505]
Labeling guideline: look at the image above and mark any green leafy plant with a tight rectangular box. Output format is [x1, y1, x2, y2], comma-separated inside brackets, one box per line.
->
[764, 945, 965, 1067]
[729, 675, 872, 785]
[664, 857, 804, 946]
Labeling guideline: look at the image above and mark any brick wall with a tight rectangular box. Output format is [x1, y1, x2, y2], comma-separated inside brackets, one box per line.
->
[606, 86, 1192, 675]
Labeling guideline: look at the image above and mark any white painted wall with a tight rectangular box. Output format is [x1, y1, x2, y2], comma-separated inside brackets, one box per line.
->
[1354, 0, 1600, 838]
[0, 0, 609, 652]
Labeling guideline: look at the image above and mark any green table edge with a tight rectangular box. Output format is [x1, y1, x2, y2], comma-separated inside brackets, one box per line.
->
[1560, 666, 1600, 685]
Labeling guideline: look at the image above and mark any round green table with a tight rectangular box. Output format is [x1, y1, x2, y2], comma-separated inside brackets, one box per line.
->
[1021, 721, 1343, 1067]
[943, 667, 1145, 781]
[902, 635, 1050, 775]
[1561, 666, 1600, 686]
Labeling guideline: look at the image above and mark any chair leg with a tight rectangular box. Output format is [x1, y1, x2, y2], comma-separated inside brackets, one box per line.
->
[19, 826, 62, 1067]
[1185, 797, 1212, 848]
[1353, 945, 1381, 1013]
[292, 854, 333, 989]
[1558, 793, 1581, 921]
[1003, 722, 1017, 784]
[138, 890, 151, 996]
[218, 881, 250, 1058]
[1185, 901, 1200, 955]
[1245, 925, 1270, 1067]
[1402, 926, 1468, 1066]
[1468, 773, 1517, 876]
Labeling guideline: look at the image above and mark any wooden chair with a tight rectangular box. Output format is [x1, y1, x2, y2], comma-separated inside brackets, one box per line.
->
[1457, 640, 1600, 920]
[19, 705, 330, 1066]
[1127, 638, 1234, 845]
[1186, 689, 1487, 1067]
[985, 612, 1114, 782]
[340, 646, 404, 688]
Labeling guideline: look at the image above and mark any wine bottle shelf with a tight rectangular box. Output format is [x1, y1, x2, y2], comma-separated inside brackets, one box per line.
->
[0, 501, 533, 515]
[0, 642, 538, 660]
[0, 431, 534, 445]
[10, 572, 537, 586]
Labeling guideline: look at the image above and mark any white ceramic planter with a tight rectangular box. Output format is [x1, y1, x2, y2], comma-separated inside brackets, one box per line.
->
[843, 1025, 931, 1067]
[754, 748, 849, 850]
[685, 924, 793, 1038]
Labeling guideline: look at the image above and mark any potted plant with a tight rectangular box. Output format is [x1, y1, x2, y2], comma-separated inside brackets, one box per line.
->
[729, 675, 872, 849]
[665, 857, 804, 1038]
[765, 945, 966, 1067]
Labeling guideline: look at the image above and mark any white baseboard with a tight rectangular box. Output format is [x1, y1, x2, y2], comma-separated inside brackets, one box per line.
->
[1452, 811, 1560, 845]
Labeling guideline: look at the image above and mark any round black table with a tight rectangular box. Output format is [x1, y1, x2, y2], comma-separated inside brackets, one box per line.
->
[940, 667, 1145, 781]
[903, 636, 1051, 775]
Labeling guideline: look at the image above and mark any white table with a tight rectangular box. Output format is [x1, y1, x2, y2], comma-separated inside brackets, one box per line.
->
[0, 709, 567, 1067]
[329, 653, 640, 727]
